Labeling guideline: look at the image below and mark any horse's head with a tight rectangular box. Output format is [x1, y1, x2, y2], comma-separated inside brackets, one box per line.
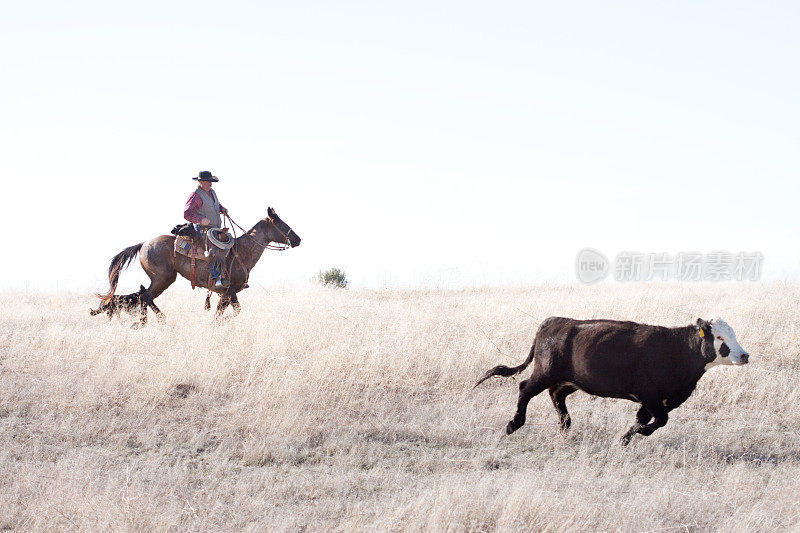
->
[265, 207, 301, 248]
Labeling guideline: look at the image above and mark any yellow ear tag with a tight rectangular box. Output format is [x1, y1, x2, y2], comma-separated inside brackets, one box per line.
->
[698, 329, 705, 338]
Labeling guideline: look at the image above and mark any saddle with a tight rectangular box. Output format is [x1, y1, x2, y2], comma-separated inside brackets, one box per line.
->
[171, 224, 236, 289]
[170, 223, 251, 290]
[172, 225, 234, 260]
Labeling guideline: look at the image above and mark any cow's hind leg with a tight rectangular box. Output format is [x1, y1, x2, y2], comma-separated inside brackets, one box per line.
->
[621, 404, 667, 446]
[549, 383, 577, 432]
[506, 369, 552, 435]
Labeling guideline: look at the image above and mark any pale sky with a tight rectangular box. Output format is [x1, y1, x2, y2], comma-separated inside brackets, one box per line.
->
[2, 1, 798, 292]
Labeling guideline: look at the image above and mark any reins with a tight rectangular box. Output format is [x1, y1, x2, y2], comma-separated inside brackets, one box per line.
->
[224, 214, 291, 251]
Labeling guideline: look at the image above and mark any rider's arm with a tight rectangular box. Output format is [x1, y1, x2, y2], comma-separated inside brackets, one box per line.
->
[183, 193, 205, 224]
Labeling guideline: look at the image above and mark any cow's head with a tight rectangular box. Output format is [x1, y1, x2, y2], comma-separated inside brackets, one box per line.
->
[697, 318, 749, 370]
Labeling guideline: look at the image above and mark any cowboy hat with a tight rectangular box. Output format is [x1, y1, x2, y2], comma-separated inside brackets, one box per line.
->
[192, 170, 219, 182]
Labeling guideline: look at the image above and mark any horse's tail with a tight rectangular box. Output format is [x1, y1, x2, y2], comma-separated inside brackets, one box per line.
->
[97, 243, 143, 304]
[473, 339, 537, 389]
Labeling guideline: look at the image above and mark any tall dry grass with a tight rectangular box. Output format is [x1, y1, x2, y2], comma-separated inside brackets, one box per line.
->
[0, 283, 798, 531]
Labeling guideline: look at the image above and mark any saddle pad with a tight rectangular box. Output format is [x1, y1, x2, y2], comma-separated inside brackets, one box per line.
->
[174, 236, 209, 261]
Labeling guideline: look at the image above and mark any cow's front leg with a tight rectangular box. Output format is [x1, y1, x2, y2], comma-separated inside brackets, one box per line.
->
[636, 411, 668, 437]
[621, 405, 648, 445]
[621, 405, 665, 445]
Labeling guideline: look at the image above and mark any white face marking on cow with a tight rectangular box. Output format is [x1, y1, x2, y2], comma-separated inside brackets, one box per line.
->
[704, 318, 749, 370]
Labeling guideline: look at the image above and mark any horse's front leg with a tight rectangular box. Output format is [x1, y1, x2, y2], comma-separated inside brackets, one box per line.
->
[215, 295, 231, 321]
[229, 293, 241, 317]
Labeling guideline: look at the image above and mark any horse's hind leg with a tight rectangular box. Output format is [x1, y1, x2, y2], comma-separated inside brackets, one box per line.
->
[142, 292, 165, 324]
[126, 239, 178, 328]
[140, 269, 177, 325]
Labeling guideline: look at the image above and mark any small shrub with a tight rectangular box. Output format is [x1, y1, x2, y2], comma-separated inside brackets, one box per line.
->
[316, 267, 349, 288]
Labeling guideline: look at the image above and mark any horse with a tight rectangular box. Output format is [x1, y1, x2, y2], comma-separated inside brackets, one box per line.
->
[96, 207, 301, 326]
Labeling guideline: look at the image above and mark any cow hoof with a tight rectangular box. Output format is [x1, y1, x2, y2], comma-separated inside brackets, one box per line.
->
[505, 422, 518, 435]
[620, 434, 632, 446]
[131, 322, 145, 330]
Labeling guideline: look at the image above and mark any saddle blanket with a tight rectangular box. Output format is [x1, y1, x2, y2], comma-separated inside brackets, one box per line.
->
[174, 236, 209, 260]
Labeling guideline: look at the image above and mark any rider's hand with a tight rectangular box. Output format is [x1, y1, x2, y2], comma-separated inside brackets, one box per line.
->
[201, 218, 211, 226]
[221, 207, 228, 215]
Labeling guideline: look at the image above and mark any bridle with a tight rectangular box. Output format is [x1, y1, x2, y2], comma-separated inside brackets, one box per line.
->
[264, 222, 294, 251]
[224, 214, 293, 251]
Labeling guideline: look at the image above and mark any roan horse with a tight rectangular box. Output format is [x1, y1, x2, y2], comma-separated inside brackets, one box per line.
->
[95, 207, 300, 326]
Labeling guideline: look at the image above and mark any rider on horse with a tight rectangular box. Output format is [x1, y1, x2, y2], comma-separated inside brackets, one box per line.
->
[184, 170, 230, 287]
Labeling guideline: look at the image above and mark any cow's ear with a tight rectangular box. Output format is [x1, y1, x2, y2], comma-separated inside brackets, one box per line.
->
[696, 318, 710, 337]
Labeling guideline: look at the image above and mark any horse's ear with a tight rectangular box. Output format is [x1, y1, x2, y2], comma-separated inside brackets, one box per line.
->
[268, 207, 276, 217]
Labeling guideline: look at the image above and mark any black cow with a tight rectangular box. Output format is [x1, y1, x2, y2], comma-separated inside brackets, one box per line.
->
[474, 317, 749, 445]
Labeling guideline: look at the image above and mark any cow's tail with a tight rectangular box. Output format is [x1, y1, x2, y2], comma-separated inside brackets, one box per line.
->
[473, 340, 536, 389]
[96, 243, 143, 304]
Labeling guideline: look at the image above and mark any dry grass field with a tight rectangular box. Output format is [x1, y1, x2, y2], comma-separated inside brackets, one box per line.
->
[1, 283, 799, 531]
